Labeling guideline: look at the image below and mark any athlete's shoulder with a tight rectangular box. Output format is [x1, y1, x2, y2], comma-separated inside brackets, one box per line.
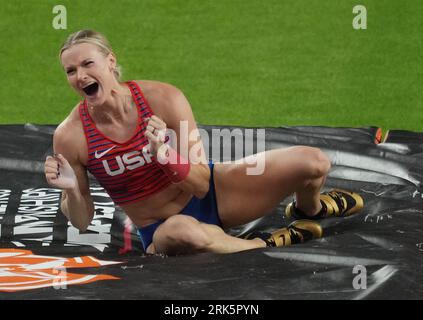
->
[133, 80, 187, 113]
[55, 102, 82, 133]
[134, 80, 184, 101]
[53, 102, 85, 153]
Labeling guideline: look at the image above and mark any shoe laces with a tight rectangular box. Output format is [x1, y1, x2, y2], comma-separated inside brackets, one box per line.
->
[327, 191, 347, 213]
[288, 227, 303, 243]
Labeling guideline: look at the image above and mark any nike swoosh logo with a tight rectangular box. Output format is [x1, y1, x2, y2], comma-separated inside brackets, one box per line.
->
[94, 146, 116, 159]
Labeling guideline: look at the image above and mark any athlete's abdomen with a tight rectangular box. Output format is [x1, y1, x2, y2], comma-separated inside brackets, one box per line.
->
[121, 185, 193, 227]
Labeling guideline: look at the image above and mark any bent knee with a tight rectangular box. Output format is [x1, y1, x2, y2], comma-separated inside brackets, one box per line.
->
[153, 215, 212, 252]
[292, 146, 331, 178]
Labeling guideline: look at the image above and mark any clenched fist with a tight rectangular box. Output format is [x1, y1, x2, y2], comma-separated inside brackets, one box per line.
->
[144, 115, 168, 157]
[44, 154, 77, 190]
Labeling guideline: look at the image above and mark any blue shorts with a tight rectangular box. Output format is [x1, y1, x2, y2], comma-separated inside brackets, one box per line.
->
[137, 160, 222, 251]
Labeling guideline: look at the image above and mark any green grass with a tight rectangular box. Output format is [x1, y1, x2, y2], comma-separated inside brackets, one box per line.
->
[1, 0, 423, 132]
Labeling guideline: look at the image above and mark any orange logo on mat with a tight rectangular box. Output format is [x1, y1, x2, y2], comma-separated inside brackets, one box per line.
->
[0, 249, 121, 292]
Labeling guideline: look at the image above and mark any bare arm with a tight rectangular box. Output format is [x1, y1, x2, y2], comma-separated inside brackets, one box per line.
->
[58, 157, 95, 231]
[145, 83, 210, 198]
[45, 122, 95, 231]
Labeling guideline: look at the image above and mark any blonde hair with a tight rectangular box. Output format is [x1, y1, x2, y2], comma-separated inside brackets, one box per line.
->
[60, 29, 122, 81]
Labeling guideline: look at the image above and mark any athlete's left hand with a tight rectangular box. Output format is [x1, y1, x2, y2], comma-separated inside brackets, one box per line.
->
[144, 115, 168, 157]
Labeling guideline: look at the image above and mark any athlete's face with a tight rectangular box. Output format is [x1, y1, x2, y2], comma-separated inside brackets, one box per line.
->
[61, 43, 117, 106]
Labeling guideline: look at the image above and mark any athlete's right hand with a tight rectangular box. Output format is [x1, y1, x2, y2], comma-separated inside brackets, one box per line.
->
[44, 154, 77, 190]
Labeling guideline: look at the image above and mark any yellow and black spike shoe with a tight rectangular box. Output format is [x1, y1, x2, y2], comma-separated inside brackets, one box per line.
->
[286, 189, 364, 220]
[244, 220, 323, 247]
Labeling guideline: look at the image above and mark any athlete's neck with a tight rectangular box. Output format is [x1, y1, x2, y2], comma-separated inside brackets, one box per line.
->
[88, 82, 134, 125]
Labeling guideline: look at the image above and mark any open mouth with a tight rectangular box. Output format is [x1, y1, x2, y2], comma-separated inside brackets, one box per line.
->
[82, 82, 99, 96]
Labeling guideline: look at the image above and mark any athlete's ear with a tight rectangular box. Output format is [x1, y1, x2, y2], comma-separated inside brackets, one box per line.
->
[108, 53, 117, 71]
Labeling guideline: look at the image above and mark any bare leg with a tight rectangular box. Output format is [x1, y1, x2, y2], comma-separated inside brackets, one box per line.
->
[149, 215, 265, 255]
[294, 175, 327, 217]
[214, 146, 331, 227]
[193, 223, 266, 254]
[148, 214, 322, 255]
